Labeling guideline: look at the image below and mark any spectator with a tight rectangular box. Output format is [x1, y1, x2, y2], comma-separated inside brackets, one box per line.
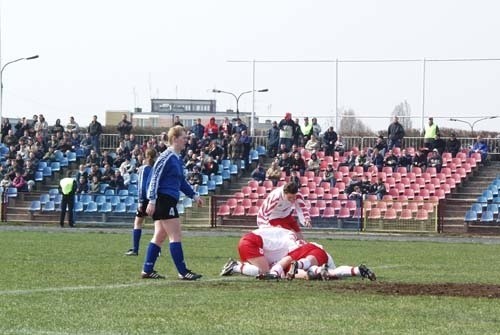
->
[383, 149, 399, 172]
[85, 149, 101, 167]
[218, 117, 232, 137]
[293, 118, 303, 147]
[117, 113, 133, 139]
[204, 117, 219, 140]
[80, 133, 93, 156]
[300, 117, 313, 143]
[368, 148, 384, 172]
[311, 117, 322, 139]
[251, 163, 266, 185]
[173, 115, 183, 127]
[289, 169, 300, 186]
[34, 114, 49, 139]
[368, 178, 387, 200]
[278, 113, 295, 150]
[0, 174, 11, 189]
[446, 133, 461, 158]
[88, 115, 103, 154]
[398, 149, 413, 170]
[427, 149, 443, 173]
[232, 118, 248, 135]
[100, 163, 114, 183]
[3, 129, 16, 147]
[348, 185, 363, 202]
[88, 163, 103, 182]
[423, 117, 439, 150]
[278, 151, 292, 176]
[51, 119, 65, 135]
[469, 135, 488, 162]
[433, 134, 446, 155]
[387, 116, 405, 150]
[265, 160, 282, 186]
[322, 127, 338, 156]
[74, 164, 88, 182]
[304, 134, 321, 152]
[109, 170, 126, 191]
[334, 136, 345, 156]
[307, 152, 321, 176]
[228, 133, 243, 174]
[290, 152, 306, 176]
[340, 150, 357, 171]
[374, 135, 388, 157]
[322, 163, 336, 188]
[1, 118, 11, 142]
[11, 170, 27, 192]
[201, 156, 219, 177]
[240, 130, 252, 171]
[22, 160, 36, 192]
[76, 176, 89, 194]
[42, 147, 57, 162]
[412, 149, 427, 170]
[207, 140, 223, 162]
[191, 118, 205, 140]
[89, 175, 100, 194]
[65, 116, 80, 134]
[355, 149, 369, 171]
[187, 166, 202, 191]
[267, 121, 280, 158]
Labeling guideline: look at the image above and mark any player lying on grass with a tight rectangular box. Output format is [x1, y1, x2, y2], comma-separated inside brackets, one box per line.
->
[220, 226, 376, 281]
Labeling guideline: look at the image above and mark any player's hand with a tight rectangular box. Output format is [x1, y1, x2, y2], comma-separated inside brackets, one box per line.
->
[146, 203, 155, 217]
[194, 195, 204, 207]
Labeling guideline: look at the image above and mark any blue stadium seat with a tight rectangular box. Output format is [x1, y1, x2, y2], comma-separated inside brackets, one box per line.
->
[482, 190, 493, 202]
[48, 188, 59, 200]
[202, 174, 209, 185]
[50, 162, 61, 172]
[124, 196, 135, 207]
[221, 170, 230, 181]
[99, 183, 109, 194]
[104, 189, 115, 196]
[128, 184, 138, 196]
[59, 157, 69, 168]
[84, 201, 98, 213]
[95, 195, 106, 208]
[480, 210, 494, 223]
[212, 174, 223, 186]
[182, 197, 193, 208]
[114, 202, 126, 213]
[118, 189, 129, 200]
[53, 194, 62, 207]
[476, 196, 488, 207]
[37, 161, 47, 172]
[39, 193, 50, 205]
[486, 203, 499, 216]
[256, 145, 267, 156]
[207, 180, 216, 192]
[54, 150, 64, 162]
[74, 201, 84, 212]
[198, 185, 209, 196]
[249, 150, 259, 162]
[42, 166, 52, 177]
[79, 194, 92, 206]
[66, 151, 77, 162]
[127, 202, 138, 214]
[470, 203, 483, 215]
[108, 195, 120, 207]
[42, 201, 55, 212]
[29, 200, 41, 212]
[129, 173, 139, 184]
[221, 159, 231, 170]
[0, 145, 9, 156]
[229, 164, 238, 175]
[464, 210, 478, 222]
[99, 202, 112, 213]
[34, 171, 44, 182]
[6, 187, 17, 198]
[75, 148, 85, 158]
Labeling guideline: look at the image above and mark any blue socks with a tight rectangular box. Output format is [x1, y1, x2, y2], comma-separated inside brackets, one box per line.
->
[170, 242, 187, 276]
[132, 229, 142, 253]
[143, 242, 161, 273]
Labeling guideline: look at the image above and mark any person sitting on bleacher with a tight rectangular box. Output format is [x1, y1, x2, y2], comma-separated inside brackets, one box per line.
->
[374, 135, 388, 157]
[85, 149, 100, 167]
[445, 132, 461, 158]
[367, 148, 384, 172]
[427, 149, 443, 173]
[322, 126, 338, 156]
[266, 160, 282, 186]
[57, 132, 72, 152]
[11, 170, 27, 192]
[383, 149, 399, 172]
[42, 146, 57, 162]
[89, 175, 100, 194]
[3, 129, 17, 148]
[398, 149, 413, 171]
[187, 165, 202, 192]
[307, 152, 321, 176]
[80, 133, 93, 156]
[355, 149, 369, 172]
[304, 134, 321, 152]
[322, 163, 337, 188]
[201, 156, 219, 178]
[367, 178, 387, 200]
[290, 152, 306, 176]
[100, 163, 114, 184]
[88, 164, 102, 183]
[278, 151, 292, 177]
[251, 163, 267, 185]
[348, 185, 363, 203]
[22, 160, 36, 192]
[76, 176, 89, 194]
[412, 149, 427, 171]
[74, 164, 88, 183]
[469, 135, 488, 162]
[109, 170, 126, 191]
[207, 140, 223, 163]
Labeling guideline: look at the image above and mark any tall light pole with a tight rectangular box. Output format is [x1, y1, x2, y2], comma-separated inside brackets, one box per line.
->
[212, 88, 268, 121]
[0, 54, 39, 127]
[449, 116, 498, 134]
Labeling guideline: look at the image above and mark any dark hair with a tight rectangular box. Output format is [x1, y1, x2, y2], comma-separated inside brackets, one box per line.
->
[283, 181, 299, 194]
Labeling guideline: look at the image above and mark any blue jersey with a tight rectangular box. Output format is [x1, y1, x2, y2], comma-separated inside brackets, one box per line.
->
[137, 164, 153, 202]
[147, 148, 195, 203]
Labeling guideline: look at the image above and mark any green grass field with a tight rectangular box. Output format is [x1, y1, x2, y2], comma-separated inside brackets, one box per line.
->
[1, 228, 500, 335]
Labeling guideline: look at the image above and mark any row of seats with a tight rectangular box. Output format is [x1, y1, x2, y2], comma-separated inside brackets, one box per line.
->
[465, 178, 500, 223]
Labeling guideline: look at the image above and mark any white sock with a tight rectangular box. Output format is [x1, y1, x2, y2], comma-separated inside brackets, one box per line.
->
[329, 266, 358, 279]
[297, 259, 312, 270]
[308, 265, 321, 276]
[234, 263, 260, 276]
[270, 264, 284, 278]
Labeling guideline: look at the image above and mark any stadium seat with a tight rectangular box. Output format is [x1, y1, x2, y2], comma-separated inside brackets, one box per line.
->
[367, 208, 381, 219]
[114, 202, 127, 213]
[247, 206, 260, 216]
[232, 205, 245, 216]
[207, 180, 216, 192]
[202, 174, 209, 185]
[118, 189, 129, 200]
[29, 200, 41, 212]
[74, 201, 84, 212]
[248, 180, 259, 193]
[241, 198, 252, 210]
[486, 203, 499, 216]
[85, 201, 98, 212]
[399, 209, 413, 220]
[422, 202, 435, 213]
[221, 159, 231, 170]
[127, 203, 138, 214]
[42, 201, 55, 212]
[99, 202, 112, 213]
[95, 195, 106, 208]
[337, 207, 351, 219]
[50, 162, 61, 172]
[217, 204, 231, 216]
[39, 193, 50, 205]
[464, 209, 478, 223]
[53, 194, 62, 207]
[415, 209, 428, 221]
[104, 188, 115, 196]
[226, 198, 238, 210]
[182, 197, 193, 208]
[6, 187, 18, 198]
[34, 171, 44, 182]
[42, 166, 53, 177]
[480, 210, 494, 223]
[383, 208, 397, 220]
[322, 207, 336, 218]
[221, 170, 231, 181]
[309, 206, 320, 218]
[66, 151, 77, 163]
[212, 175, 223, 186]
[176, 204, 185, 215]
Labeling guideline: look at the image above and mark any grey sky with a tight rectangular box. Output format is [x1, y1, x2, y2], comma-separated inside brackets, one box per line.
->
[1, 0, 499, 133]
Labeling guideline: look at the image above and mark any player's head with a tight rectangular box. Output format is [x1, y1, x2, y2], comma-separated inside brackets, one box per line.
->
[145, 148, 157, 165]
[168, 125, 187, 150]
[283, 181, 299, 202]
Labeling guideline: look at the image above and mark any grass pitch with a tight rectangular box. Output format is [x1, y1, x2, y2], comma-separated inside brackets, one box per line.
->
[0, 228, 500, 335]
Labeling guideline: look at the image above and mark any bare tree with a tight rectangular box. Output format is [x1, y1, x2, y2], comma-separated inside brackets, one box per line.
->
[339, 108, 372, 135]
[392, 100, 413, 130]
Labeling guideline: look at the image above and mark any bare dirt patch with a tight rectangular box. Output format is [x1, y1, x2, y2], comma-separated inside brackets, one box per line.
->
[323, 282, 500, 298]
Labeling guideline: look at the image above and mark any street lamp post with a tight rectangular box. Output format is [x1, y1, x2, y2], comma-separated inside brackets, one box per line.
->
[0, 55, 39, 128]
[449, 116, 498, 134]
[212, 88, 268, 121]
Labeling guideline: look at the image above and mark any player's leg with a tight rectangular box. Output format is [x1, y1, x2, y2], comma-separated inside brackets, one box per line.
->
[141, 220, 167, 279]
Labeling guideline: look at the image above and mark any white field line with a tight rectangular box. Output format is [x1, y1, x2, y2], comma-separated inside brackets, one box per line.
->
[0, 277, 238, 296]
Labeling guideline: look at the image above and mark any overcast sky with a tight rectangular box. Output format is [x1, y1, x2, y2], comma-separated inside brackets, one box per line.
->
[1, 0, 499, 133]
